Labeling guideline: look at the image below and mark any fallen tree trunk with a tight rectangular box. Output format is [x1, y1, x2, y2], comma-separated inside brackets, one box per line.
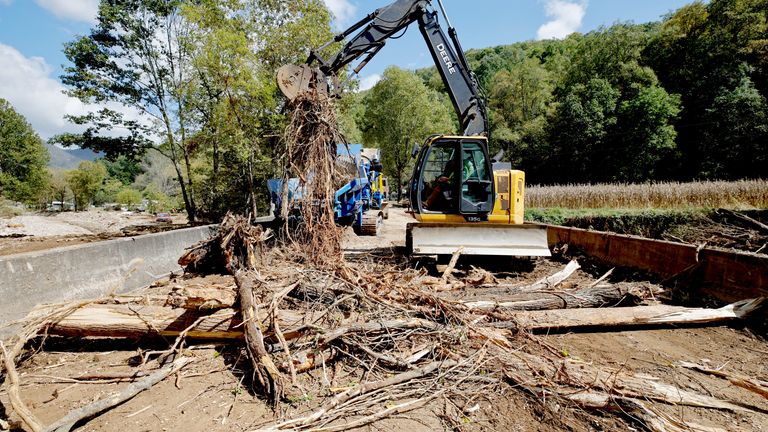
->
[565, 392, 728, 432]
[505, 298, 766, 332]
[503, 351, 761, 414]
[33, 304, 439, 344]
[476, 260, 581, 293]
[1, 341, 43, 432]
[517, 259, 580, 292]
[679, 361, 768, 400]
[235, 270, 284, 406]
[32, 304, 307, 340]
[462, 283, 654, 311]
[719, 209, 768, 234]
[166, 285, 237, 310]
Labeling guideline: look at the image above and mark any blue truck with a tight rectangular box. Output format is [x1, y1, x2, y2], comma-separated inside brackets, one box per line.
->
[267, 144, 388, 236]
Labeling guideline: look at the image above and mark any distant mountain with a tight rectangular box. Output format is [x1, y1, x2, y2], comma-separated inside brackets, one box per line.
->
[46, 144, 102, 170]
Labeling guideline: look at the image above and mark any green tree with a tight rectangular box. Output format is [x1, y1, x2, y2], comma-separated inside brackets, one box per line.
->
[179, 0, 336, 218]
[116, 187, 143, 208]
[47, 169, 71, 210]
[96, 178, 124, 204]
[65, 161, 107, 211]
[181, 0, 277, 218]
[645, 0, 768, 179]
[142, 182, 178, 213]
[102, 156, 143, 185]
[336, 92, 365, 144]
[545, 78, 620, 183]
[362, 67, 455, 199]
[56, 0, 198, 220]
[488, 58, 553, 164]
[56, 0, 338, 221]
[538, 24, 680, 183]
[0, 98, 50, 204]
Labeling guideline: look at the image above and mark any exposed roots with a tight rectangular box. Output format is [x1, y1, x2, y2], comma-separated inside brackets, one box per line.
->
[279, 92, 346, 267]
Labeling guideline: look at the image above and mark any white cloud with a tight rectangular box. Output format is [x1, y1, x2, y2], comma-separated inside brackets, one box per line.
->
[537, 0, 587, 40]
[34, 0, 99, 24]
[0, 43, 146, 140]
[357, 74, 381, 92]
[0, 0, 13, 6]
[323, 0, 357, 27]
[0, 44, 88, 138]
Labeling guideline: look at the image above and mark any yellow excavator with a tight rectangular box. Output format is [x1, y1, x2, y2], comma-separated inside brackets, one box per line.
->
[277, 0, 550, 257]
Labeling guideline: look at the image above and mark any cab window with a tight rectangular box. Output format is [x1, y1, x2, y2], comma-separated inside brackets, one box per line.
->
[420, 142, 456, 213]
[461, 142, 492, 210]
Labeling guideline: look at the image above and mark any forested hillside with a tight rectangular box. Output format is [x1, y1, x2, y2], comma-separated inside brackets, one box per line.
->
[412, 0, 767, 184]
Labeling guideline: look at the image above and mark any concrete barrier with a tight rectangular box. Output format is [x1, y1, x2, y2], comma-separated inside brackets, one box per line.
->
[0, 225, 216, 326]
[548, 225, 768, 304]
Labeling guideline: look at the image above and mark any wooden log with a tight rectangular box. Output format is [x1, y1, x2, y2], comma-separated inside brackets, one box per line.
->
[234, 270, 284, 405]
[166, 285, 237, 310]
[33, 304, 308, 340]
[1, 341, 43, 432]
[442, 247, 463, 282]
[478, 260, 580, 292]
[503, 351, 759, 413]
[719, 209, 768, 234]
[44, 357, 193, 432]
[34, 304, 440, 344]
[679, 361, 768, 400]
[565, 392, 728, 432]
[462, 283, 653, 311]
[507, 298, 766, 332]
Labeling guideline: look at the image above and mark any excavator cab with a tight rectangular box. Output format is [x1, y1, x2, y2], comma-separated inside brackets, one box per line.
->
[412, 136, 494, 218]
[407, 135, 551, 257]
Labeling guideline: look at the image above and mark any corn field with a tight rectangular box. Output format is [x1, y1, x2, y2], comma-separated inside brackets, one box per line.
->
[526, 180, 768, 209]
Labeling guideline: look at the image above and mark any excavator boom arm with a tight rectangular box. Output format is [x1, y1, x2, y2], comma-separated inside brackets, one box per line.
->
[284, 0, 487, 136]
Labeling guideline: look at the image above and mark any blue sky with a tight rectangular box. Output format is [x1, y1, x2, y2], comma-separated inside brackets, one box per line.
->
[0, 0, 693, 139]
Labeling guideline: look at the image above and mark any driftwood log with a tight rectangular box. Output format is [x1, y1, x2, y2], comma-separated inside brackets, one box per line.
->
[503, 297, 766, 332]
[166, 285, 237, 310]
[462, 283, 655, 311]
[234, 271, 284, 405]
[503, 351, 760, 413]
[33, 304, 307, 340]
[44, 357, 193, 432]
[35, 298, 765, 340]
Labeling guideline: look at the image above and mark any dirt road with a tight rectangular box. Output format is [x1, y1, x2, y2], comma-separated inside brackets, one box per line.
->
[341, 205, 411, 251]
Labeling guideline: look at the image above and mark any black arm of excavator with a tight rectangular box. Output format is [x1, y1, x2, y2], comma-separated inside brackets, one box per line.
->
[306, 0, 488, 137]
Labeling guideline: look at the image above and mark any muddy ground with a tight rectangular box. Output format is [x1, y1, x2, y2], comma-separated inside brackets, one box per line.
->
[1, 207, 766, 431]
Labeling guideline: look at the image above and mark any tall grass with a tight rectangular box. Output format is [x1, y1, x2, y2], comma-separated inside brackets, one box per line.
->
[526, 180, 768, 209]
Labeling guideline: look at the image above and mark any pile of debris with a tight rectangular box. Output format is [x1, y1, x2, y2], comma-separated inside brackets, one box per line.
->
[2, 212, 765, 431]
[2, 92, 767, 432]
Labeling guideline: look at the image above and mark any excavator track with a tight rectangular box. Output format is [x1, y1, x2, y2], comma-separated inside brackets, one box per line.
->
[358, 212, 383, 236]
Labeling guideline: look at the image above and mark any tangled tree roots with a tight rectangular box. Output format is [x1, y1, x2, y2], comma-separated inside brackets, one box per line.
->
[280, 93, 347, 267]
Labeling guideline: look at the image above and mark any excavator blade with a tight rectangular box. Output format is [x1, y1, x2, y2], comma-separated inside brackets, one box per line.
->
[406, 223, 551, 257]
